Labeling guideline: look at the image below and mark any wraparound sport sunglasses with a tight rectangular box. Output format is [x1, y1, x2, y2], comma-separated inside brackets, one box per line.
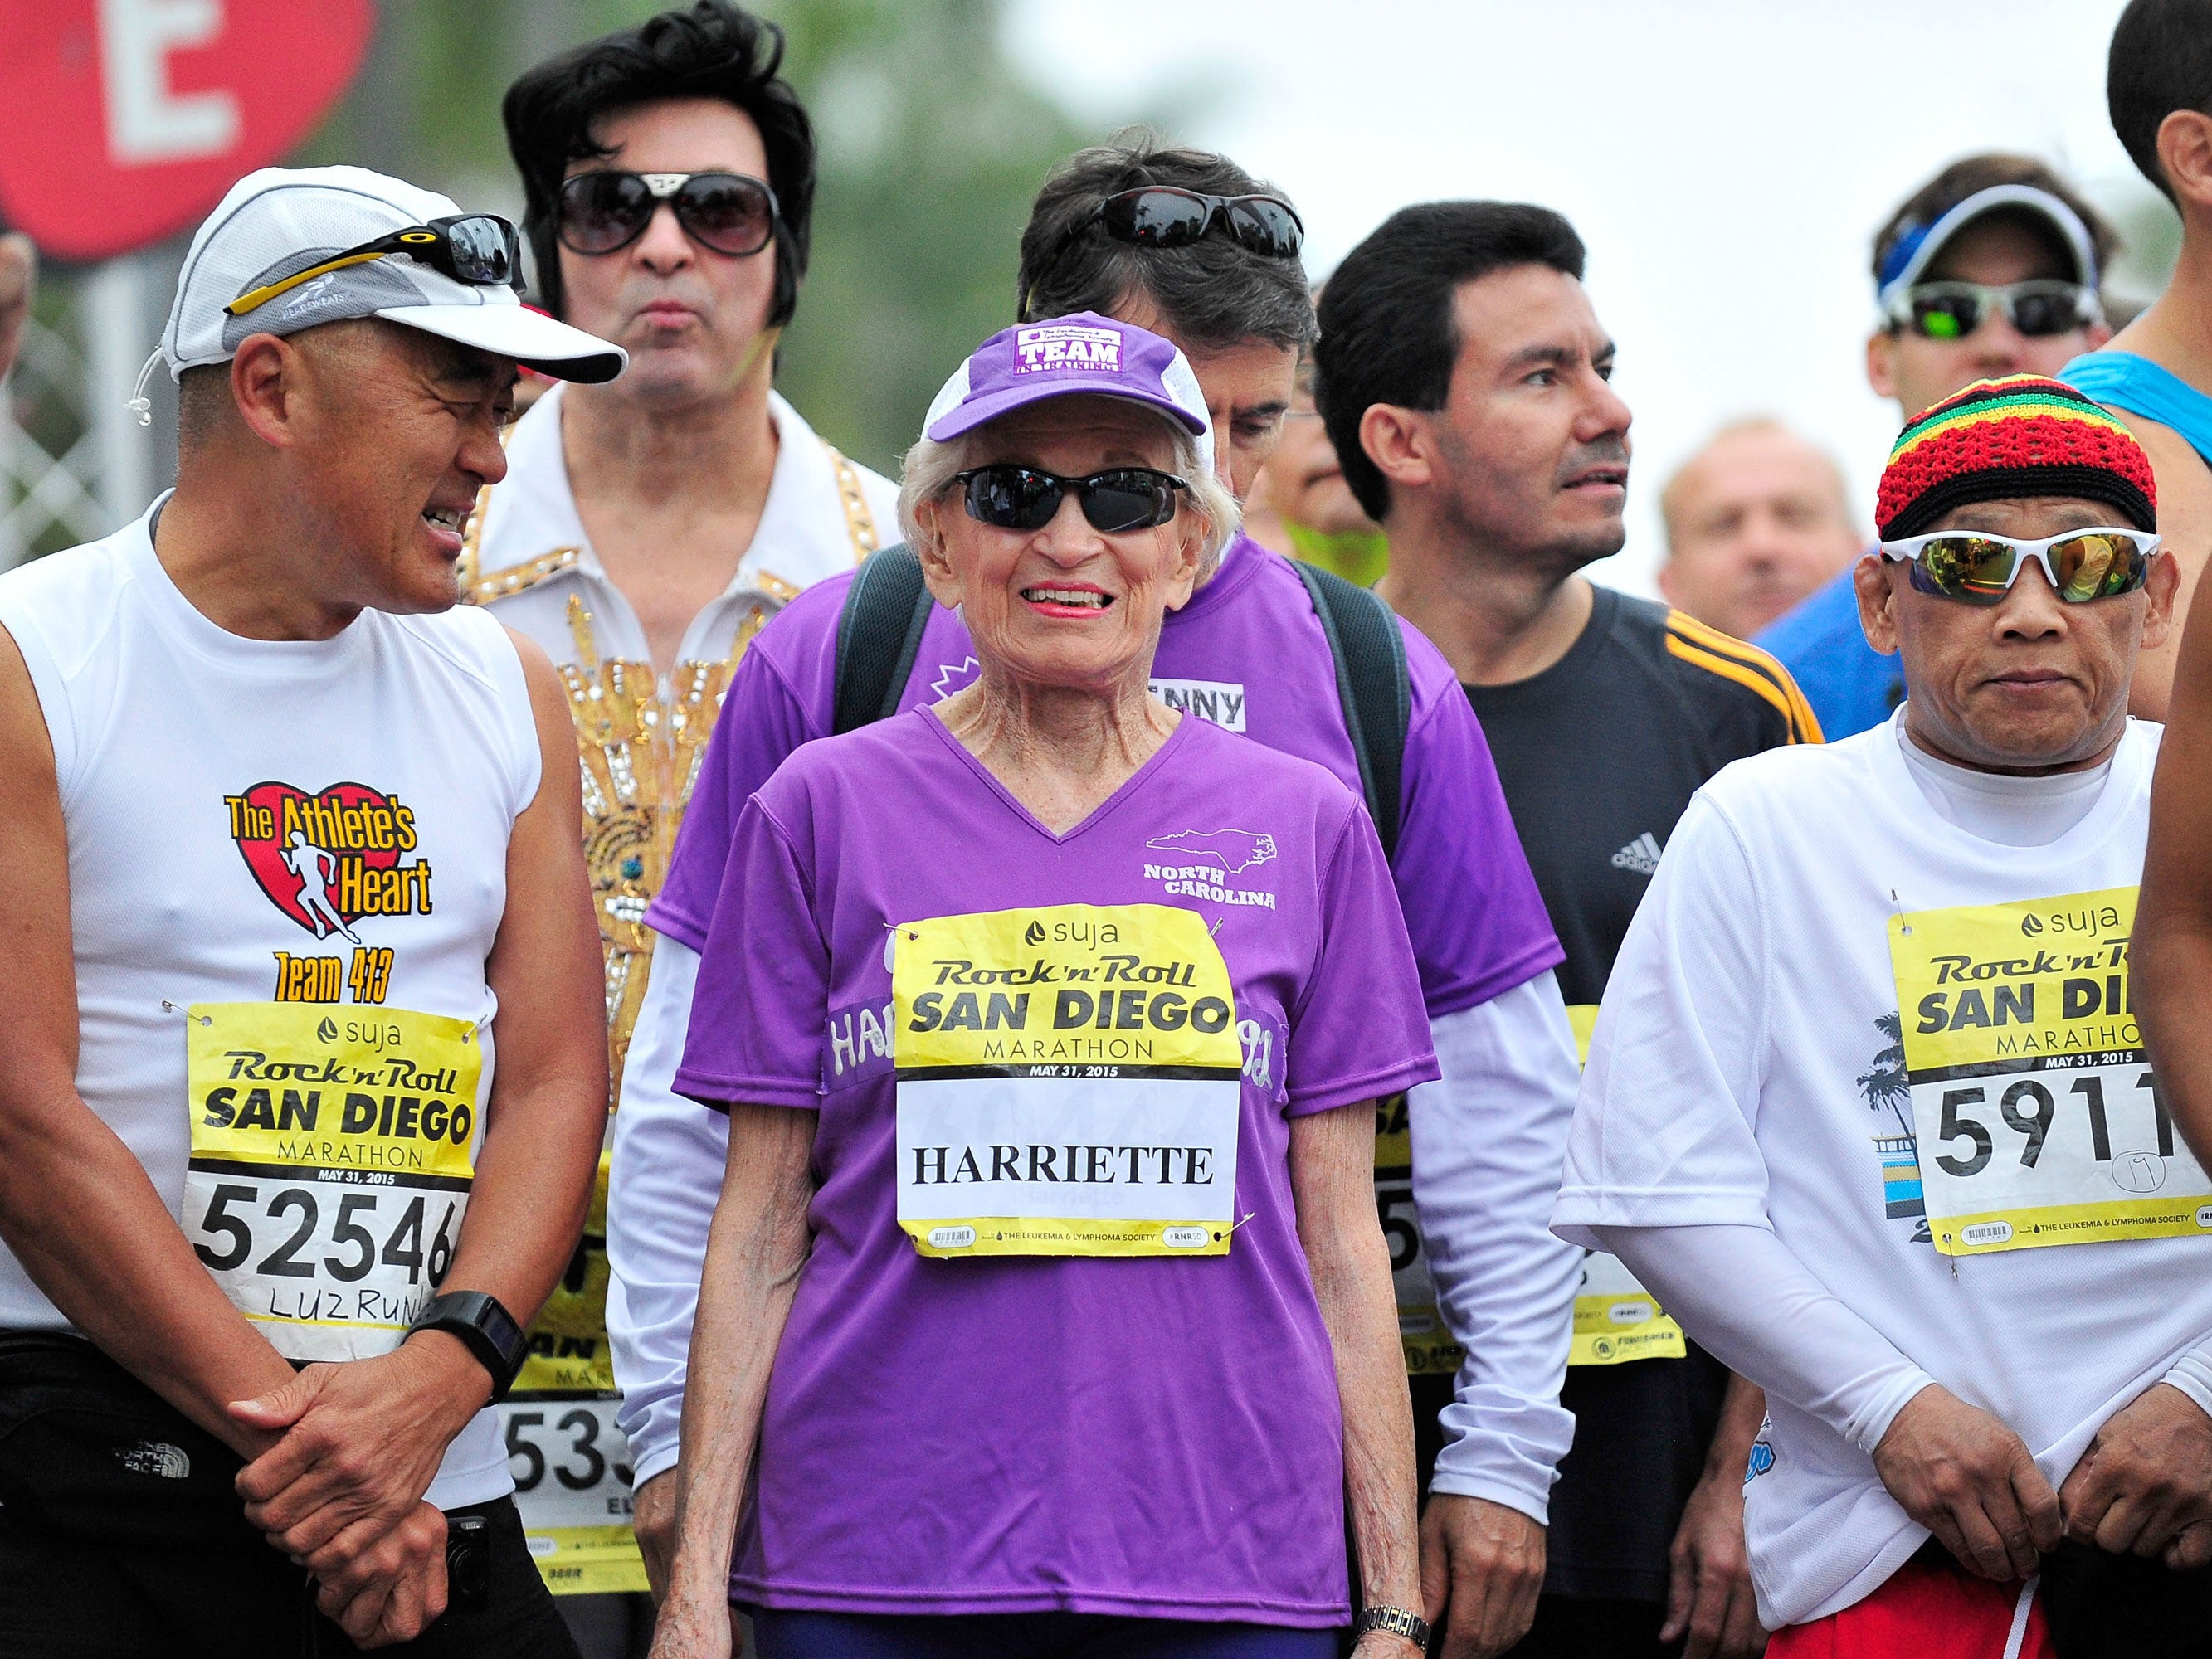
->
[956, 465, 1188, 533]
[1883, 280, 2102, 341]
[226, 215, 522, 316]
[1878, 528, 2159, 605]
[556, 171, 780, 258]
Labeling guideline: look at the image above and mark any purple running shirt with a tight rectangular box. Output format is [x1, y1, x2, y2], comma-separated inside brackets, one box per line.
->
[675, 708, 1439, 1620]
[650, 533, 1561, 1014]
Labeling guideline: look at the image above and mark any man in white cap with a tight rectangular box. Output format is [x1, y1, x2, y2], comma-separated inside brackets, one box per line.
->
[0, 164, 618, 1656]
[467, 6, 894, 1627]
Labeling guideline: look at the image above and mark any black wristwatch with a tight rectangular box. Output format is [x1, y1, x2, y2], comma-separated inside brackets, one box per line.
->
[408, 1291, 528, 1402]
[1353, 1606, 1432, 1650]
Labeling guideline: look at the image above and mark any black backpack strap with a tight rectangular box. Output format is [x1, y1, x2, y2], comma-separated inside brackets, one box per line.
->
[833, 544, 934, 734]
[1289, 559, 1410, 861]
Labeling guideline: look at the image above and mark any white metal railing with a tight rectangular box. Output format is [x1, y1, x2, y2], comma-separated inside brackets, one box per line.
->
[0, 255, 164, 569]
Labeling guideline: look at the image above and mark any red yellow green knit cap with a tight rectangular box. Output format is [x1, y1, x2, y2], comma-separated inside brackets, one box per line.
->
[1876, 374, 2156, 541]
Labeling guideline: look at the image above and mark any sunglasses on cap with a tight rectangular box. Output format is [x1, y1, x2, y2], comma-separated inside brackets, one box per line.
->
[556, 171, 779, 259]
[955, 465, 1188, 534]
[1883, 280, 2102, 342]
[1878, 528, 2158, 605]
[226, 215, 521, 317]
[1023, 187, 1303, 319]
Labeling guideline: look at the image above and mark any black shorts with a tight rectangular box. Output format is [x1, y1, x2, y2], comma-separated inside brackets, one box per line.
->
[0, 1330, 581, 1659]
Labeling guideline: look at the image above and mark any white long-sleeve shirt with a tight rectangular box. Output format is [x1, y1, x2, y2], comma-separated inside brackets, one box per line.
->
[1554, 715, 2212, 1626]
[1417, 975, 1582, 1517]
[607, 937, 714, 1489]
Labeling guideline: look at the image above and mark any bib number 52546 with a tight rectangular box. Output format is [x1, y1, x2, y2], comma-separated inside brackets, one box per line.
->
[194, 1183, 456, 1287]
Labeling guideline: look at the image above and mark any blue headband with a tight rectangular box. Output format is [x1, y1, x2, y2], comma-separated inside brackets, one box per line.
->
[1874, 183, 2099, 311]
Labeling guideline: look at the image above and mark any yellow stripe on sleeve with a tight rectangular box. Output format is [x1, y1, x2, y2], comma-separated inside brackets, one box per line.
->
[1664, 613, 1825, 743]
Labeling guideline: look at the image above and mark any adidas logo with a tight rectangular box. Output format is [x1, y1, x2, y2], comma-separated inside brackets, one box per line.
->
[1610, 832, 1663, 876]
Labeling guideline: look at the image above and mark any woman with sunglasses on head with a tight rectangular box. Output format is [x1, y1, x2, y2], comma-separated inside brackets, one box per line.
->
[646, 315, 1436, 1659]
[616, 132, 1581, 1659]
[1556, 376, 2212, 1657]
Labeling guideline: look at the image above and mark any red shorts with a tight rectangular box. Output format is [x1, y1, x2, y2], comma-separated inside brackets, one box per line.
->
[1766, 1557, 2050, 1659]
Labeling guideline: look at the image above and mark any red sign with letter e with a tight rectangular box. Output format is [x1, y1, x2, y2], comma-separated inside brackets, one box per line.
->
[0, 0, 373, 260]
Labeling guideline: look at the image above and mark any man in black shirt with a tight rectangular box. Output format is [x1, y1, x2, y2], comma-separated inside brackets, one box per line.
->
[1316, 202, 1815, 1659]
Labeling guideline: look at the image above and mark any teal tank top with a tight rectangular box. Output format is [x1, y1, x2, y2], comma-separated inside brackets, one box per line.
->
[2062, 350, 2212, 466]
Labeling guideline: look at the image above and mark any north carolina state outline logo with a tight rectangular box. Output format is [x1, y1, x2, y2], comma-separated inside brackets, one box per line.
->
[224, 781, 433, 941]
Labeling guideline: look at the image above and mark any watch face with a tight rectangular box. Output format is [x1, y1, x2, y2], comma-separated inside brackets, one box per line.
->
[416, 1291, 527, 1388]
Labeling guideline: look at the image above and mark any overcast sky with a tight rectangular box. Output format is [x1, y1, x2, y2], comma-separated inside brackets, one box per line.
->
[1012, 0, 2173, 598]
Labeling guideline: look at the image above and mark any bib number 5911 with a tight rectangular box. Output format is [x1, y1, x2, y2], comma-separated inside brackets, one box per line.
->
[1932, 1073, 2168, 1179]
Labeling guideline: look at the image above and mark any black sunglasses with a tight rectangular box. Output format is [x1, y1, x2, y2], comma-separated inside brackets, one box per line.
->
[556, 171, 779, 259]
[1091, 187, 1303, 258]
[955, 465, 1187, 534]
[227, 215, 521, 316]
[1022, 187, 1304, 319]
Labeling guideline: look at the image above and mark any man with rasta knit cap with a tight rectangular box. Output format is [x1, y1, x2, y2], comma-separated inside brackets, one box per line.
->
[1552, 375, 2212, 1657]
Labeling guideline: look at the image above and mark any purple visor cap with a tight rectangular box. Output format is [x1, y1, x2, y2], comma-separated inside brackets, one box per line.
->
[922, 311, 1215, 476]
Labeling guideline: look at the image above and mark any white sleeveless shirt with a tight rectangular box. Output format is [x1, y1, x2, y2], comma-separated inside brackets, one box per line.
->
[0, 500, 542, 1507]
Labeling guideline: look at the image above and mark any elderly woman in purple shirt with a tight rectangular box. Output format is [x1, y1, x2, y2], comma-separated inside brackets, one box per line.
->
[650, 316, 1439, 1659]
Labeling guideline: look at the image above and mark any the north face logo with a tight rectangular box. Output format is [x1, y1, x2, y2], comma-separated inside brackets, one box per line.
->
[115, 1440, 190, 1480]
[1144, 829, 1278, 875]
[1014, 324, 1122, 374]
[223, 781, 433, 940]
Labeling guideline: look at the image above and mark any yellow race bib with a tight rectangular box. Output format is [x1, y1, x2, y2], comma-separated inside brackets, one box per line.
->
[1572, 1249, 1686, 1365]
[1891, 887, 2212, 1256]
[1564, 1003, 1688, 1365]
[499, 1151, 649, 1595]
[184, 1003, 480, 1360]
[1374, 1091, 1464, 1376]
[892, 904, 1242, 1258]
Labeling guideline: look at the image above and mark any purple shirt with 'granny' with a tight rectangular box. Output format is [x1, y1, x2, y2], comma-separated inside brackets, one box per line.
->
[650, 532, 1562, 1014]
[674, 707, 1439, 1620]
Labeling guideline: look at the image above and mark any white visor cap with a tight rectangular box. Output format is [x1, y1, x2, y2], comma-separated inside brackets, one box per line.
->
[162, 165, 626, 384]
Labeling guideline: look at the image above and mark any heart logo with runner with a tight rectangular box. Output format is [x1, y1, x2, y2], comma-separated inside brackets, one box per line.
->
[225, 780, 412, 939]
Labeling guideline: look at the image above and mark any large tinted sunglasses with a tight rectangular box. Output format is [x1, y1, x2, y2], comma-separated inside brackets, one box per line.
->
[956, 465, 1187, 534]
[1878, 528, 2158, 605]
[226, 215, 521, 316]
[556, 171, 779, 258]
[1883, 280, 2102, 341]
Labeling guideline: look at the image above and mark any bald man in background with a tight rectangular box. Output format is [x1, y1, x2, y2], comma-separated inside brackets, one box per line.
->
[1657, 420, 1862, 641]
